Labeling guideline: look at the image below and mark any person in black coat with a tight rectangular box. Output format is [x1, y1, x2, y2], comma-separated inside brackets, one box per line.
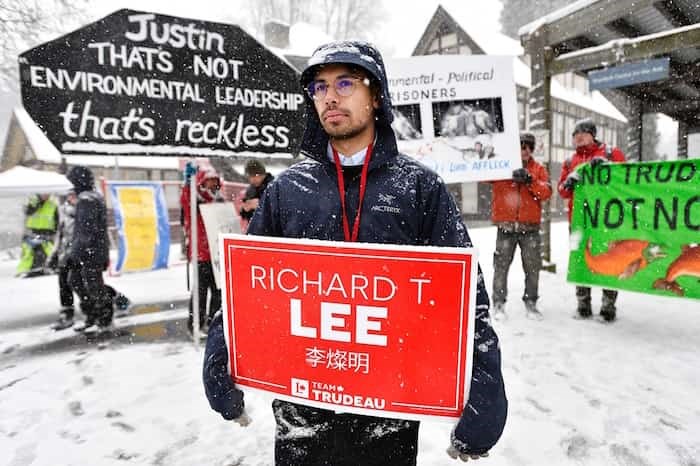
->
[203, 41, 507, 465]
[239, 159, 274, 222]
[65, 165, 112, 332]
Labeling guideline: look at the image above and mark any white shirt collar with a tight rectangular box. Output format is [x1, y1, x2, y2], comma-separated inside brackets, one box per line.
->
[326, 138, 376, 166]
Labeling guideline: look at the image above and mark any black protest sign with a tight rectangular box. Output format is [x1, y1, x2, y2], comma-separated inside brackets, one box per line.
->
[19, 9, 305, 157]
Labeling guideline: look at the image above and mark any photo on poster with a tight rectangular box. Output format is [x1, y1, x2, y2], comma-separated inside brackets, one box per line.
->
[433, 98, 504, 138]
[391, 104, 422, 140]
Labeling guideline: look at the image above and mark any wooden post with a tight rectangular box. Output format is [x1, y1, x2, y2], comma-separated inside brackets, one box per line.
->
[190, 165, 200, 344]
[678, 121, 688, 159]
[526, 28, 556, 273]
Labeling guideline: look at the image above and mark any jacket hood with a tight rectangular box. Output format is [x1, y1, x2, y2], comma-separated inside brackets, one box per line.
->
[66, 166, 94, 193]
[299, 40, 397, 165]
[195, 167, 221, 188]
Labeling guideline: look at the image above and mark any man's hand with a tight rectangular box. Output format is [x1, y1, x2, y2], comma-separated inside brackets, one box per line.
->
[589, 156, 607, 167]
[511, 168, 532, 185]
[241, 199, 259, 212]
[562, 171, 580, 192]
[446, 445, 490, 462]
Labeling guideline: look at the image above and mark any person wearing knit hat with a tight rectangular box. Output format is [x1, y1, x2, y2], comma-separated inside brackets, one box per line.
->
[180, 165, 224, 334]
[64, 165, 112, 333]
[559, 118, 626, 321]
[240, 159, 274, 224]
[490, 132, 552, 322]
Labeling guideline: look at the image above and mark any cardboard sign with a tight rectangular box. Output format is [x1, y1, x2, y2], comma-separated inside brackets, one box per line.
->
[385, 55, 520, 183]
[199, 202, 240, 287]
[220, 234, 477, 421]
[19, 9, 304, 157]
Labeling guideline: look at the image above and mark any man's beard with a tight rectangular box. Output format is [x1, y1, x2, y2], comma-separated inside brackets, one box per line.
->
[325, 124, 367, 140]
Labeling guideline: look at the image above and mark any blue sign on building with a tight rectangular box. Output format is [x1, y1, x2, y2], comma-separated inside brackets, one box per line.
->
[588, 57, 670, 91]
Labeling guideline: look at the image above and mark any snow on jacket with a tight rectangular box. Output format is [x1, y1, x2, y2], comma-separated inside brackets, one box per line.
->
[180, 168, 224, 262]
[204, 40, 507, 458]
[491, 157, 552, 227]
[558, 142, 626, 221]
[66, 166, 109, 271]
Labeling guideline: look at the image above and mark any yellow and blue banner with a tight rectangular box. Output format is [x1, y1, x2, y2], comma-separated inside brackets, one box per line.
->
[109, 182, 170, 272]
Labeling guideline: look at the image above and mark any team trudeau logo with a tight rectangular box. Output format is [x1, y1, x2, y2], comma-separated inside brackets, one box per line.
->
[372, 193, 401, 214]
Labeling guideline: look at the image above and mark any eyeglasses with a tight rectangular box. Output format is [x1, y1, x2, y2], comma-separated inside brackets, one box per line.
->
[306, 76, 370, 100]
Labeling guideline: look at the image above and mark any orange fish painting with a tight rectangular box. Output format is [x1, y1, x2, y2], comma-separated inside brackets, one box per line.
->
[653, 244, 700, 297]
[584, 239, 665, 279]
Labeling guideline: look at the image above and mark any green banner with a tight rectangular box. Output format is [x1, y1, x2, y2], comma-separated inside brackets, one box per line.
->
[568, 159, 699, 300]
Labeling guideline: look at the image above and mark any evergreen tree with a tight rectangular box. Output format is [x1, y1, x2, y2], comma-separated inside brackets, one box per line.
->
[500, 0, 570, 38]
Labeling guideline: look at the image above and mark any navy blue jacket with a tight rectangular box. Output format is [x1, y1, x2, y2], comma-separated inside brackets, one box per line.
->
[66, 166, 109, 271]
[203, 40, 507, 459]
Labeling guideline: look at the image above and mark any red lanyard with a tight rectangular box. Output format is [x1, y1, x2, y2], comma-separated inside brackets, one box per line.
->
[332, 142, 373, 242]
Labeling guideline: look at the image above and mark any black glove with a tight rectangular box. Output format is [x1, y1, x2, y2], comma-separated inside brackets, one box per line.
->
[562, 171, 580, 192]
[589, 156, 607, 167]
[511, 168, 532, 185]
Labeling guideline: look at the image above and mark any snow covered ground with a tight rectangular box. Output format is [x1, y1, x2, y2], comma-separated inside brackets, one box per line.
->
[1, 221, 699, 466]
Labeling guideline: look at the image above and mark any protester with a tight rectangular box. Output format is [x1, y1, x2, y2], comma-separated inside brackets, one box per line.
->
[203, 41, 507, 465]
[491, 132, 552, 320]
[180, 167, 224, 334]
[239, 159, 274, 225]
[558, 118, 626, 321]
[17, 193, 58, 277]
[49, 188, 130, 331]
[48, 190, 78, 330]
[65, 166, 113, 332]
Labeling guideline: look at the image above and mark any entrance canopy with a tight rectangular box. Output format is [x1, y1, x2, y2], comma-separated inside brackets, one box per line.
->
[519, 0, 700, 159]
[0, 166, 72, 197]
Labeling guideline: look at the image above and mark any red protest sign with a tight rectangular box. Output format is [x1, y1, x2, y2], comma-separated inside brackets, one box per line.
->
[220, 234, 477, 421]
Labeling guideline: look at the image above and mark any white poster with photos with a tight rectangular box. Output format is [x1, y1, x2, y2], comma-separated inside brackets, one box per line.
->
[385, 55, 520, 183]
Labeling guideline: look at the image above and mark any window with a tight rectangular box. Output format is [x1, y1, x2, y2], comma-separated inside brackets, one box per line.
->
[429, 38, 439, 52]
[565, 116, 576, 145]
[442, 33, 458, 47]
[459, 45, 472, 55]
[553, 112, 564, 146]
[574, 74, 589, 94]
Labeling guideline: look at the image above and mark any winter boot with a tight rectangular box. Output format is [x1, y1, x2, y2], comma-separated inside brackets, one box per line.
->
[524, 301, 543, 321]
[492, 302, 507, 321]
[50, 308, 75, 331]
[599, 290, 618, 322]
[575, 287, 592, 319]
[73, 317, 96, 332]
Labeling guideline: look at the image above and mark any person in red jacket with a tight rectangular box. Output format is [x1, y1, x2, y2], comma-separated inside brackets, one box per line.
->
[491, 132, 552, 320]
[180, 167, 224, 333]
[558, 118, 626, 321]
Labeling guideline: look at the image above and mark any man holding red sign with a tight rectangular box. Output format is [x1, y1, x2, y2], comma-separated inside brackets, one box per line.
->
[203, 41, 507, 465]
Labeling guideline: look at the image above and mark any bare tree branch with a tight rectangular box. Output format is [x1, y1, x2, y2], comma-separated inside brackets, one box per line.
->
[1, 0, 89, 91]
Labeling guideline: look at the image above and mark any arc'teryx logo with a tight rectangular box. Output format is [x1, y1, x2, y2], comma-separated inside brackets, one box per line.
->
[372, 193, 401, 214]
[378, 194, 396, 204]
